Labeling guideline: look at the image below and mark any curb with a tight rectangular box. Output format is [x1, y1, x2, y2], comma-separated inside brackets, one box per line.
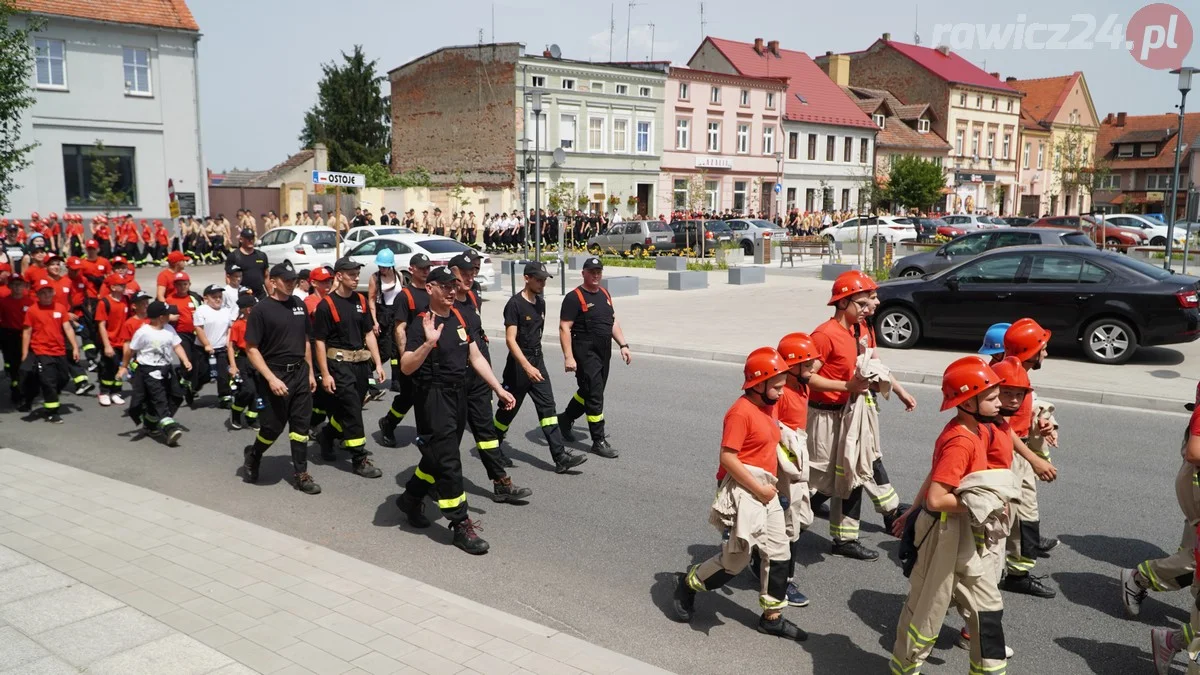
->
[483, 329, 1188, 414]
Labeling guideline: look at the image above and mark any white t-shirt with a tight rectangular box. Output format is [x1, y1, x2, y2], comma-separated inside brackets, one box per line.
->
[128, 324, 182, 367]
[221, 284, 248, 312]
[292, 288, 309, 301]
[194, 304, 234, 350]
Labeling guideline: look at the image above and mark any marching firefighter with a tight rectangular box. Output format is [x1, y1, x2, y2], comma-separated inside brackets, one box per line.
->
[557, 257, 632, 458]
[671, 347, 808, 641]
[378, 253, 432, 446]
[493, 261, 588, 473]
[890, 356, 1008, 675]
[194, 284, 236, 408]
[227, 294, 262, 430]
[305, 265, 333, 434]
[393, 266, 516, 555]
[117, 301, 190, 447]
[94, 274, 130, 406]
[19, 278, 79, 422]
[163, 271, 203, 406]
[311, 257, 384, 479]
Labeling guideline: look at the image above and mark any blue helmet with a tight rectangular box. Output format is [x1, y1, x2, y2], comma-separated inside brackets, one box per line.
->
[979, 322, 1011, 355]
[375, 249, 395, 267]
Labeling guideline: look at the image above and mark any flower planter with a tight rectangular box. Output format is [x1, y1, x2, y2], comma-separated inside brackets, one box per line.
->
[715, 248, 745, 266]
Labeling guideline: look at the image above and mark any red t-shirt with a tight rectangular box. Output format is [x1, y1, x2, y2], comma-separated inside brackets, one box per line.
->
[118, 316, 146, 347]
[67, 273, 87, 310]
[24, 302, 68, 357]
[1189, 408, 1200, 437]
[718, 396, 781, 479]
[80, 258, 110, 299]
[164, 293, 197, 334]
[141, 226, 153, 242]
[122, 223, 139, 244]
[23, 265, 48, 287]
[93, 225, 110, 242]
[48, 275, 73, 312]
[986, 418, 1014, 469]
[777, 384, 809, 431]
[1010, 391, 1033, 438]
[229, 318, 247, 352]
[810, 318, 858, 406]
[155, 228, 169, 245]
[95, 295, 128, 343]
[929, 419, 988, 490]
[0, 292, 27, 331]
[157, 268, 181, 294]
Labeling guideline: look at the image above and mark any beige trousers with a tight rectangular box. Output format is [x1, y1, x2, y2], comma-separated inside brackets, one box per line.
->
[1140, 461, 1200, 592]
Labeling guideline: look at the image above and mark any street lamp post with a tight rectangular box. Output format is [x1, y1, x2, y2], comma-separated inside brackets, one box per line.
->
[773, 151, 784, 222]
[1166, 66, 1196, 270]
[525, 154, 536, 260]
[518, 136, 530, 261]
[532, 91, 544, 264]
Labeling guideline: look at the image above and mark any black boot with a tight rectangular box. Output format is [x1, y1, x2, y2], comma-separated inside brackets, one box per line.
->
[1037, 536, 1059, 557]
[293, 472, 321, 495]
[318, 425, 336, 462]
[378, 417, 396, 447]
[491, 477, 532, 503]
[1000, 573, 1056, 598]
[831, 540, 879, 561]
[672, 572, 696, 623]
[757, 615, 808, 641]
[352, 456, 382, 479]
[558, 416, 580, 442]
[396, 492, 431, 528]
[495, 446, 515, 468]
[590, 438, 618, 459]
[242, 446, 260, 483]
[554, 449, 588, 474]
[451, 518, 489, 555]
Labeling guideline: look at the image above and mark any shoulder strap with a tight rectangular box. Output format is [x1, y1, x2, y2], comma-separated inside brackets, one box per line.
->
[448, 307, 472, 343]
[402, 287, 415, 310]
[357, 293, 367, 315]
[100, 297, 111, 316]
[467, 290, 479, 311]
[599, 287, 613, 304]
[574, 287, 588, 313]
[323, 294, 340, 323]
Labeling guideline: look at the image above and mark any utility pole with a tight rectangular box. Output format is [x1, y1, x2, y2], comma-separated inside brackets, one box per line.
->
[647, 22, 655, 60]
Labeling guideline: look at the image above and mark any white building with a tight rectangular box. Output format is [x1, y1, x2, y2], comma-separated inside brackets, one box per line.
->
[6, 0, 205, 219]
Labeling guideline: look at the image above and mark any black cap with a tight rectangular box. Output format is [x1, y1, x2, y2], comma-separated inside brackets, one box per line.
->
[5, 224, 16, 231]
[409, 253, 431, 268]
[239, 228, 255, 240]
[582, 256, 604, 270]
[297, 268, 310, 281]
[523, 261, 553, 279]
[203, 284, 224, 296]
[236, 294, 258, 309]
[225, 262, 243, 274]
[426, 266, 456, 284]
[131, 291, 152, 304]
[447, 254, 472, 270]
[333, 256, 363, 272]
[147, 301, 179, 318]
[270, 262, 297, 281]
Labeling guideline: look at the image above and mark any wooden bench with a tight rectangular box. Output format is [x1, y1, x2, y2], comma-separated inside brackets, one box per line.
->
[777, 237, 832, 267]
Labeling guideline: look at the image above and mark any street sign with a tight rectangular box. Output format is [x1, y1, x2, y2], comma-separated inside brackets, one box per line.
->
[774, 183, 782, 194]
[169, 201, 180, 218]
[167, 178, 180, 218]
[312, 170, 365, 188]
[177, 192, 196, 216]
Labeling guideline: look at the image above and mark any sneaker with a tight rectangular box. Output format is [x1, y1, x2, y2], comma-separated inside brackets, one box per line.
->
[957, 628, 1015, 657]
[451, 518, 489, 555]
[559, 418, 580, 442]
[1151, 627, 1180, 675]
[293, 472, 321, 495]
[230, 413, 244, 430]
[318, 425, 336, 462]
[554, 450, 588, 474]
[378, 417, 396, 447]
[396, 492, 431, 528]
[110, 393, 125, 406]
[97, 394, 112, 407]
[247, 416, 260, 431]
[352, 457, 382, 479]
[590, 438, 619, 459]
[831, 540, 879, 561]
[165, 427, 182, 447]
[242, 446, 260, 483]
[74, 381, 95, 396]
[1121, 568, 1147, 617]
[785, 582, 810, 607]
[756, 615, 808, 641]
[1000, 573, 1056, 598]
[492, 479, 532, 504]
[672, 572, 696, 623]
[45, 413, 63, 424]
[86, 361, 98, 372]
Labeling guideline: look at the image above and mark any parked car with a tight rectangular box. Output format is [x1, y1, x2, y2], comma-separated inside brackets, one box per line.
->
[912, 218, 957, 242]
[667, 219, 734, 254]
[889, 227, 1094, 278]
[724, 218, 788, 256]
[1095, 213, 1187, 247]
[586, 220, 675, 254]
[343, 234, 494, 289]
[873, 246, 1200, 364]
[1002, 216, 1036, 227]
[1030, 215, 1148, 250]
[256, 226, 338, 272]
[819, 215, 918, 245]
[343, 225, 415, 244]
[940, 214, 1005, 230]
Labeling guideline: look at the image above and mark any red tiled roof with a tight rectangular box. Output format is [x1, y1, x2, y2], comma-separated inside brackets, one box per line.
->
[840, 87, 949, 152]
[11, 0, 198, 32]
[1009, 74, 1077, 126]
[696, 37, 877, 130]
[1097, 111, 1200, 170]
[878, 40, 1018, 94]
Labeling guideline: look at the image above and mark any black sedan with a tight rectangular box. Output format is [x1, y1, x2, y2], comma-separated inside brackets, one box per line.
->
[890, 227, 1094, 278]
[873, 246, 1200, 364]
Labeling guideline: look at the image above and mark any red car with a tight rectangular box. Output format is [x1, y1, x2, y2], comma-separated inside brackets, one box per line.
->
[936, 225, 966, 238]
[1030, 215, 1147, 250]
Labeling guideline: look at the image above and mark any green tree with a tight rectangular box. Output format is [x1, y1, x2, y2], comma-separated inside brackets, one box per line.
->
[299, 45, 390, 171]
[85, 141, 128, 214]
[546, 182, 575, 211]
[884, 155, 947, 211]
[0, 3, 42, 215]
[1053, 124, 1107, 214]
[344, 162, 430, 188]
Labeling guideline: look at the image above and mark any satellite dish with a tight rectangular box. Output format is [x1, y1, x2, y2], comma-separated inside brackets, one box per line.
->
[552, 147, 566, 166]
[549, 44, 562, 59]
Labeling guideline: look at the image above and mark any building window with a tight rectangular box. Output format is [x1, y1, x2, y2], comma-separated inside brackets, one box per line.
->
[805, 188, 815, 211]
[1003, 133, 1011, 160]
[841, 188, 851, 211]
[707, 121, 720, 152]
[740, 89, 750, 106]
[1098, 174, 1121, 190]
[763, 127, 775, 154]
[34, 38, 66, 88]
[612, 118, 628, 153]
[710, 86, 720, 104]
[122, 47, 151, 94]
[825, 136, 835, 161]
[959, 92, 967, 106]
[639, 86, 651, 97]
[531, 75, 545, 88]
[1083, 146, 1089, 163]
[591, 82, 604, 93]
[785, 130, 796, 159]
[807, 134, 817, 160]
[1116, 144, 1134, 158]
[675, 118, 690, 150]
[678, 82, 689, 100]
[956, 129, 965, 156]
[705, 180, 719, 210]
[766, 92, 776, 109]
[1148, 174, 1175, 189]
[986, 133, 995, 159]
[1140, 143, 1157, 157]
[1036, 143, 1044, 169]
[976, 95, 983, 109]
[860, 138, 869, 163]
[971, 131, 980, 158]
[844, 137, 853, 162]
[1007, 98, 1014, 112]
[734, 181, 748, 212]
[636, 120, 651, 153]
[786, 187, 796, 210]
[559, 113, 576, 150]
[932, 156, 943, 168]
[615, 83, 627, 95]
[588, 117, 605, 151]
[991, 97, 997, 110]
[1023, 142, 1031, 169]
[561, 78, 575, 90]
[873, 114, 885, 128]
[63, 144, 137, 207]
[673, 179, 688, 209]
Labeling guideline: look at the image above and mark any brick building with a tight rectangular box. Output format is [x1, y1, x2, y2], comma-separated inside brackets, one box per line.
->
[1094, 111, 1200, 217]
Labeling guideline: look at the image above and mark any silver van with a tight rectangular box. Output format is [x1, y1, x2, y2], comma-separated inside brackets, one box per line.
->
[587, 220, 676, 253]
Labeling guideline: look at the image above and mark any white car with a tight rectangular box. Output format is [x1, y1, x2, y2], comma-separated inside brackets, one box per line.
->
[1095, 213, 1187, 247]
[342, 225, 415, 245]
[819, 216, 918, 245]
[940, 214, 1007, 230]
[256, 226, 338, 272]
[343, 234, 494, 290]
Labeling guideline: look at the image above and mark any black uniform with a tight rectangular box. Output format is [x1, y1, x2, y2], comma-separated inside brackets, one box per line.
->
[372, 271, 399, 386]
[312, 291, 374, 464]
[244, 295, 313, 480]
[227, 249, 269, 298]
[493, 291, 572, 464]
[454, 291, 507, 481]
[379, 285, 429, 435]
[559, 285, 615, 443]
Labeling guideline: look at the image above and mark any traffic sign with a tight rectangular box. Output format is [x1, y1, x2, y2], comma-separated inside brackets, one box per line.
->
[774, 183, 782, 194]
[312, 170, 365, 188]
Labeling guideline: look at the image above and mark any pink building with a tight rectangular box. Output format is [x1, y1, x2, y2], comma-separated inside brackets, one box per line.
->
[658, 67, 789, 216]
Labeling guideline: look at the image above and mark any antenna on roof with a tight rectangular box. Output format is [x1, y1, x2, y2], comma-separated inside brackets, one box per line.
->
[491, 3, 495, 42]
[478, 28, 484, 45]
[699, 2, 706, 39]
[609, 4, 615, 61]
[913, 6, 921, 45]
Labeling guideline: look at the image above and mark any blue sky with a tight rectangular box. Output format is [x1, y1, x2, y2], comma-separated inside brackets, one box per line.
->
[190, 0, 1194, 171]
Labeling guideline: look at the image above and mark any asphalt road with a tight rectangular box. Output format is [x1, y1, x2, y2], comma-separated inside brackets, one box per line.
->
[0, 343, 1193, 675]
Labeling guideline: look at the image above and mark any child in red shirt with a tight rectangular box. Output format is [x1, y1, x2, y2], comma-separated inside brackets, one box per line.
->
[227, 293, 261, 430]
[19, 279, 78, 422]
[95, 275, 130, 406]
[0, 276, 27, 399]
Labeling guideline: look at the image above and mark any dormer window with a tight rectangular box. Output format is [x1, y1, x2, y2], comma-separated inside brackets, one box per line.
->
[1140, 143, 1157, 157]
[1117, 144, 1134, 158]
[873, 114, 885, 129]
[917, 119, 930, 133]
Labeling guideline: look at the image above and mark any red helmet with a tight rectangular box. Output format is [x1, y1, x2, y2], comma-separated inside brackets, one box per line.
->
[777, 332, 819, 366]
[828, 270, 878, 306]
[743, 347, 787, 390]
[990, 356, 1031, 391]
[12, 219, 20, 226]
[941, 356, 1005, 411]
[48, 212, 57, 220]
[1003, 318, 1051, 363]
[30, 211, 39, 220]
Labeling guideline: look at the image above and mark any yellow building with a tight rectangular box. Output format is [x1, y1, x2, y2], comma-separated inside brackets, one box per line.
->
[1008, 72, 1099, 216]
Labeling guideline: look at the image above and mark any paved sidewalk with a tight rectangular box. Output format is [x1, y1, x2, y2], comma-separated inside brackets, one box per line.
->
[0, 448, 671, 675]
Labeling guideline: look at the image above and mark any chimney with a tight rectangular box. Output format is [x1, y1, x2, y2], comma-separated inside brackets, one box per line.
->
[1005, 76, 1017, 83]
[543, 49, 552, 58]
[936, 45, 950, 56]
[313, 142, 328, 172]
[754, 38, 764, 54]
[989, 71, 1000, 80]
[828, 54, 851, 87]
[882, 32, 891, 42]
[1103, 112, 1114, 124]
[1116, 112, 1127, 127]
[767, 40, 780, 56]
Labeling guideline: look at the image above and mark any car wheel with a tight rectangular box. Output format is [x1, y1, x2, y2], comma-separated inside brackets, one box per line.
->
[1082, 317, 1138, 365]
[630, 244, 643, 254]
[899, 267, 924, 278]
[877, 306, 921, 349]
[1151, 236, 1167, 246]
[1104, 237, 1123, 251]
[742, 240, 754, 257]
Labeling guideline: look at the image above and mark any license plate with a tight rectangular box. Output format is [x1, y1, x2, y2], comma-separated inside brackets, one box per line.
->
[656, 236, 669, 242]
